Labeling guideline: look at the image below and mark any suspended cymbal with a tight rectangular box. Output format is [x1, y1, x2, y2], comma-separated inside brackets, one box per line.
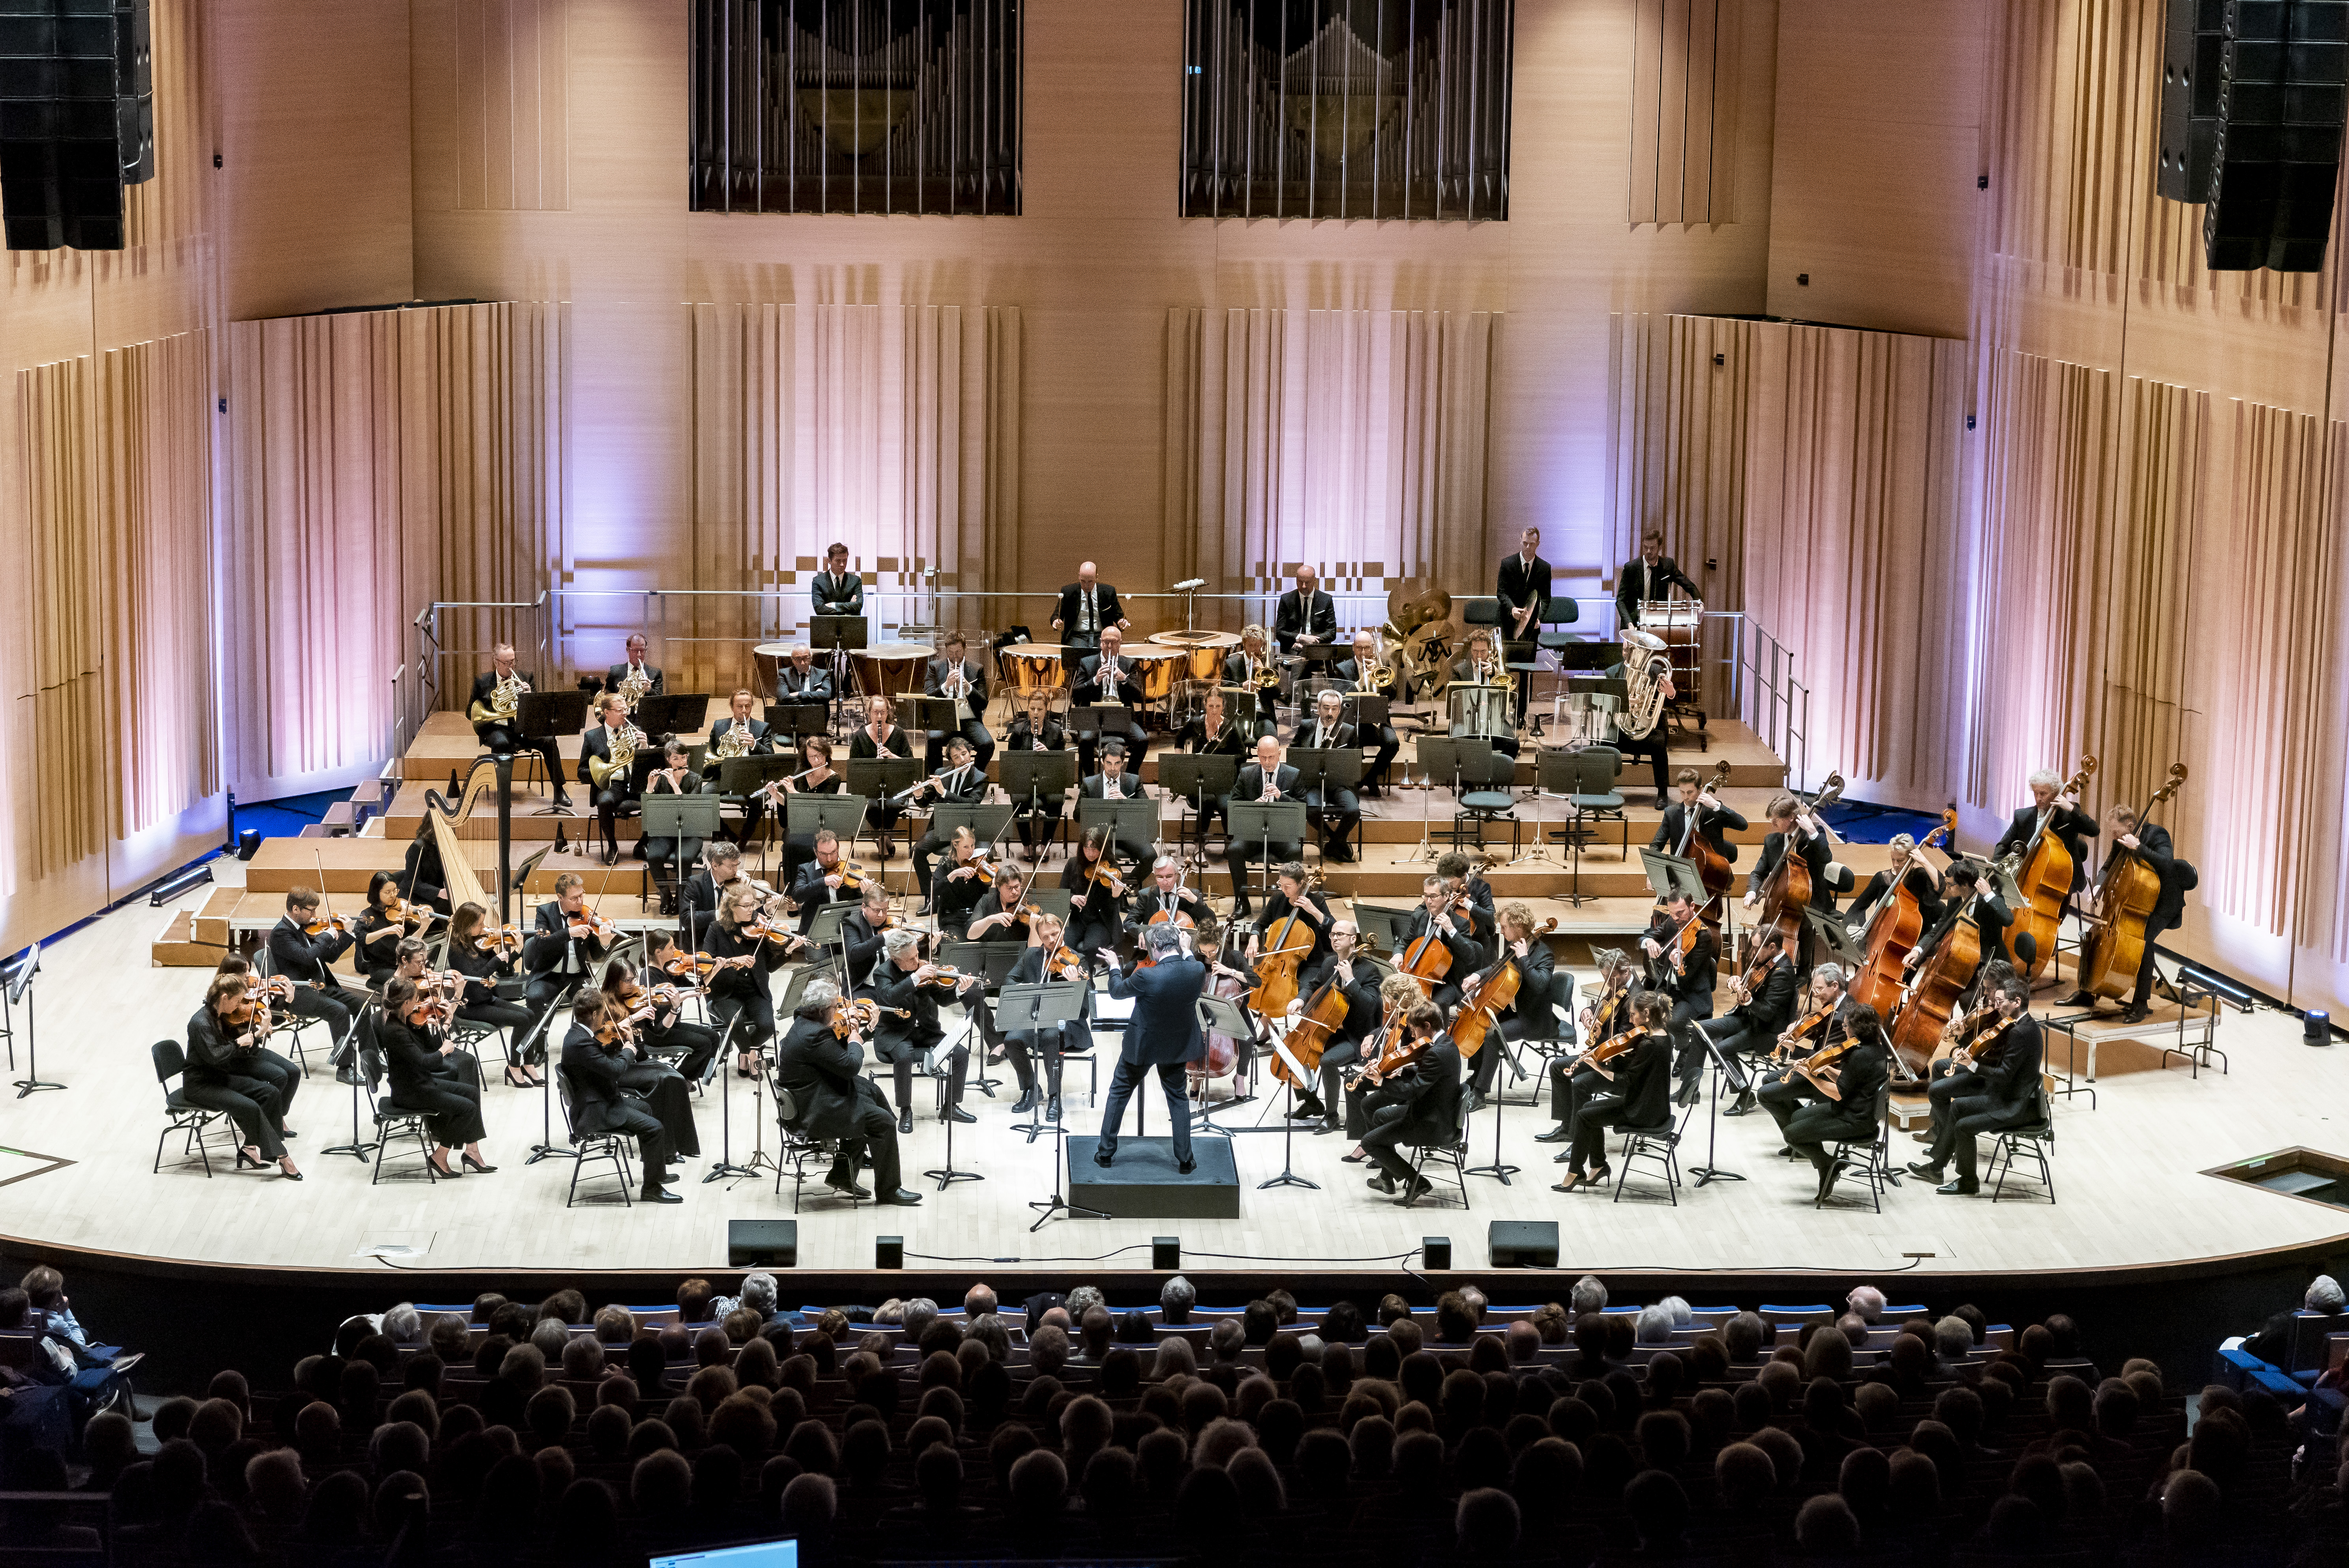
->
[1385, 578, 1450, 632]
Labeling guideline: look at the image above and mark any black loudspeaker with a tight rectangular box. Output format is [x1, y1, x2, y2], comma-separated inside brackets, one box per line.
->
[1422, 1236, 1453, 1271]
[875, 1235, 903, 1270]
[2203, 0, 2348, 270]
[1487, 1221, 1560, 1269]
[727, 1219, 797, 1268]
[0, 0, 152, 251]
[1152, 1236, 1181, 1271]
[2161, 0, 2229, 202]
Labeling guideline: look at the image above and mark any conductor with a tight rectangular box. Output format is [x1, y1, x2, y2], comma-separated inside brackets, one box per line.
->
[1094, 924, 1204, 1174]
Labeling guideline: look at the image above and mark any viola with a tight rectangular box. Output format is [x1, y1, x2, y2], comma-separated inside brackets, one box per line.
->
[831, 997, 880, 1039]
[1347, 1013, 1427, 1090]
[302, 912, 348, 937]
[1793, 1032, 1862, 1100]
[1084, 858, 1128, 899]
[2001, 754, 2098, 980]
[663, 951, 721, 980]
[1849, 806, 1956, 1017]
[1047, 946, 1086, 982]
[1766, 1002, 1836, 1064]
[474, 924, 524, 955]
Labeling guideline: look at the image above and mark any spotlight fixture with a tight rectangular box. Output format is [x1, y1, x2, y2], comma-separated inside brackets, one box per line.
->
[2306, 1011, 2332, 1047]
[148, 860, 215, 907]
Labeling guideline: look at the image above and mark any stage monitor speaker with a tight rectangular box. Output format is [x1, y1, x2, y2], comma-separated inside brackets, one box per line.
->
[876, 1235, 903, 1270]
[1422, 1236, 1453, 1271]
[0, 0, 153, 251]
[1152, 1236, 1181, 1271]
[2203, 0, 2347, 270]
[1488, 1220, 1560, 1269]
[727, 1219, 797, 1268]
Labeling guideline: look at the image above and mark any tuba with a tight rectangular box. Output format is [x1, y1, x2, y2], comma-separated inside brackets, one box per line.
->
[1620, 627, 1669, 740]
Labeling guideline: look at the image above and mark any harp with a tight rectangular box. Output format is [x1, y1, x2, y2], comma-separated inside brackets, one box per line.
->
[420, 757, 502, 915]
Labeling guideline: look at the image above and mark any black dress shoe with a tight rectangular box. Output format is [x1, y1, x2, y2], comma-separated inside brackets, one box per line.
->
[1674, 1084, 1701, 1108]
[2061, 989, 2097, 1007]
[1937, 1176, 1980, 1195]
[643, 1188, 685, 1205]
[1176, 1156, 1197, 1175]
[1399, 1176, 1433, 1205]
[1905, 1161, 1944, 1182]
[1722, 1090, 1759, 1117]
[2119, 1005, 2150, 1024]
[876, 1188, 925, 1204]
[1094, 1146, 1115, 1168]
[1011, 1088, 1037, 1116]
[826, 1167, 872, 1199]
[898, 1109, 914, 1135]
[1314, 1120, 1340, 1135]
[944, 1106, 976, 1125]
[1817, 1164, 1840, 1202]
[1366, 1172, 1397, 1194]
[1290, 1097, 1326, 1120]
[1534, 1125, 1571, 1143]
[1047, 1096, 1062, 1122]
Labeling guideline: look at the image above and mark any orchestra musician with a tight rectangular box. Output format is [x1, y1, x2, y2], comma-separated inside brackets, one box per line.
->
[1339, 974, 1430, 1158]
[353, 870, 433, 988]
[523, 872, 613, 1019]
[1251, 862, 1334, 973]
[634, 931, 721, 1082]
[993, 909, 1090, 1124]
[1402, 876, 1485, 1012]
[380, 976, 495, 1180]
[467, 643, 569, 810]
[811, 541, 864, 617]
[1435, 851, 1499, 948]
[922, 632, 996, 773]
[1273, 566, 1338, 655]
[773, 976, 922, 1204]
[1539, 948, 1635, 1152]
[1553, 989, 1672, 1193]
[593, 957, 703, 1167]
[1224, 625, 1283, 740]
[1846, 832, 1944, 938]
[774, 735, 844, 887]
[1296, 688, 1362, 864]
[1175, 688, 1246, 838]
[1608, 634, 1676, 808]
[680, 841, 745, 951]
[1333, 631, 1401, 795]
[1062, 826, 1127, 958]
[773, 644, 835, 711]
[1290, 919, 1385, 1133]
[1358, 998, 1459, 1205]
[186, 973, 303, 1180]
[927, 826, 993, 941]
[1463, 902, 1557, 1107]
[1902, 862, 2013, 1005]
[1654, 767, 1746, 866]
[840, 884, 895, 994]
[2062, 803, 2184, 1023]
[1905, 972, 2045, 1196]
[442, 902, 543, 1081]
[1614, 528, 1700, 627]
[704, 688, 775, 839]
[1052, 560, 1128, 659]
[1751, 962, 1860, 1135]
[267, 889, 361, 1056]
[397, 824, 451, 918]
[641, 737, 704, 916]
[579, 694, 644, 866]
[849, 695, 916, 860]
[1699, 927, 1801, 1113]
[1746, 792, 1838, 965]
[706, 884, 797, 1072]
[602, 633, 665, 703]
[1448, 628, 1519, 758]
[871, 927, 980, 1134]
[1126, 855, 1212, 939]
[1078, 737, 1154, 871]
[1773, 1001, 1892, 1203]
[910, 736, 990, 909]
[1640, 891, 1718, 1084]
[1226, 736, 1305, 920]
[785, 831, 860, 937]
[1995, 768, 2098, 897]
[1002, 689, 1068, 858]
[963, 865, 1035, 949]
[1096, 923, 1207, 1175]
[1908, 956, 2014, 1161]
[557, 991, 675, 1204]
[1074, 629, 1151, 778]
[1497, 526, 1552, 726]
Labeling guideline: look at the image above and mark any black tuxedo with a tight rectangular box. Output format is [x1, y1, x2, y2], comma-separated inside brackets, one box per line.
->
[1256, 887, 1335, 971]
[871, 960, 971, 1114]
[1751, 826, 1837, 971]
[1698, 953, 1800, 1097]
[680, 869, 724, 948]
[1652, 800, 1746, 864]
[579, 724, 640, 854]
[1292, 717, 1361, 859]
[1995, 802, 2100, 894]
[922, 656, 995, 771]
[1077, 769, 1153, 874]
[703, 716, 772, 769]
[774, 663, 834, 708]
[467, 669, 565, 798]
[1073, 653, 1149, 776]
[1467, 936, 1558, 1096]
[1274, 588, 1338, 653]
[266, 915, 359, 1047]
[1615, 555, 1699, 624]
[1226, 761, 1304, 911]
[773, 1007, 904, 1193]
[1362, 1035, 1464, 1186]
[787, 856, 861, 935]
[1911, 891, 2014, 995]
[811, 570, 864, 616]
[1923, 1013, 2044, 1180]
[1055, 581, 1124, 649]
[1126, 884, 1212, 938]
[560, 1023, 670, 1191]
[1777, 1037, 1893, 1182]
[1332, 657, 1401, 790]
[841, 909, 892, 991]
[523, 899, 608, 1014]
[2104, 823, 2185, 1009]
[602, 662, 665, 699]
[1001, 714, 1068, 849]
[1496, 552, 1553, 632]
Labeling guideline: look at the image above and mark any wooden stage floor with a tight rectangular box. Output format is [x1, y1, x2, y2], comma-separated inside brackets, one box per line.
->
[19, 874, 2349, 1286]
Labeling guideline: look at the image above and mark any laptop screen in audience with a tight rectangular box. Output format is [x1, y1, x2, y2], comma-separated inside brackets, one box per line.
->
[648, 1540, 799, 1568]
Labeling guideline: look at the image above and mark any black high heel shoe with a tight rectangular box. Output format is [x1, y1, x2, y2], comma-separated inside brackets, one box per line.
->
[503, 1064, 541, 1089]
[235, 1146, 265, 1170]
[461, 1153, 498, 1174]
[279, 1161, 303, 1181]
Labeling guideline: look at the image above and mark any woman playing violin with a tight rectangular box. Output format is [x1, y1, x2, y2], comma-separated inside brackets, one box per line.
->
[963, 865, 1034, 948]
[594, 957, 704, 1166]
[354, 869, 435, 986]
[1639, 890, 1718, 1101]
[1339, 973, 1434, 1164]
[1540, 948, 1635, 1147]
[931, 825, 993, 939]
[1060, 826, 1125, 958]
[1553, 989, 1671, 1194]
[379, 975, 495, 1179]
[707, 884, 798, 1075]
[984, 910, 1092, 1124]
[444, 901, 541, 1086]
[186, 973, 304, 1180]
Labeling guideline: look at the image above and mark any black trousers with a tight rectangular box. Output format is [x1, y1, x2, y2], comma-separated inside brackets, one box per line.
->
[1075, 723, 1150, 781]
[288, 984, 356, 1047]
[240, 1048, 301, 1126]
[476, 724, 563, 796]
[592, 785, 635, 847]
[1694, 1016, 1774, 1097]
[618, 1060, 701, 1159]
[1785, 1102, 1871, 1176]
[1617, 731, 1670, 796]
[397, 1054, 485, 1147]
[184, 1075, 288, 1161]
[456, 1000, 534, 1058]
[1099, 1058, 1191, 1161]
[879, 1025, 968, 1112]
[1014, 797, 1063, 850]
[1568, 1090, 1636, 1173]
[828, 1080, 906, 1193]
[2133, 913, 2179, 1009]
[925, 720, 996, 773]
[711, 991, 779, 1056]
[1924, 1093, 2029, 1180]
[1364, 727, 1400, 791]
[600, 1101, 671, 1193]
[1923, 1062, 1983, 1146]
[524, 974, 588, 1025]
[1005, 1023, 1088, 1098]
[1549, 1059, 1605, 1125]
[650, 1020, 720, 1083]
[1306, 787, 1360, 858]
[1315, 1036, 1365, 1119]
[1362, 1111, 1426, 1184]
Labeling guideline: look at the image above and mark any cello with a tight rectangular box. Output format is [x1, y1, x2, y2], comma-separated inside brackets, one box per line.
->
[1280, 947, 1373, 1094]
[1849, 806, 1956, 1017]
[1754, 772, 1846, 951]
[1247, 894, 1322, 1018]
[1886, 881, 1994, 1077]
[2001, 754, 2098, 980]
[1449, 918, 1560, 1059]
[2076, 764, 2188, 1002]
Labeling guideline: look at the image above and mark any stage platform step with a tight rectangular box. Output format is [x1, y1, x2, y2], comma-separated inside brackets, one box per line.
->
[1064, 1136, 1242, 1219]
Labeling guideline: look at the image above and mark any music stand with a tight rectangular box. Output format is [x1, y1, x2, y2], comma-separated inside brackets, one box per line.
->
[785, 794, 869, 861]
[1191, 991, 1261, 1141]
[1157, 752, 1237, 874]
[1286, 747, 1365, 860]
[717, 754, 796, 862]
[1804, 906, 1867, 971]
[1641, 849, 1708, 907]
[5, 945, 54, 1097]
[1018, 981, 1112, 1225]
[810, 615, 867, 654]
[1066, 703, 1135, 754]
[999, 750, 1077, 859]
[1227, 800, 1307, 905]
[845, 758, 920, 850]
[1079, 797, 1160, 870]
[634, 694, 710, 737]
[1349, 899, 1416, 958]
[765, 702, 831, 744]
[933, 802, 1016, 853]
[1689, 1020, 1754, 1188]
[1341, 691, 1392, 731]
[1255, 1026, 1321, 1191]
[515, 689, 590, 813]
[640, 794, 722, 908]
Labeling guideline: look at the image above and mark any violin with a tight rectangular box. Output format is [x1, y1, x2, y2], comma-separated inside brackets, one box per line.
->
[244, 974, 297, 1007]
[1767, 1002, 1836, 1063]
[1576, 1025, 1648, 1082]
[565, 906, 617, 941]
[302, 912, 347, 937]
[831, 997, 880, 1039]
[1793, 1033, 1861, 1100]
[1348, 1013, 1429, 1092]
[662, 950, 721, 980]
[1047, 945, 1087, 982]
[918, 964, 973, 991]
[474, 924, 524, 956]
[1084, 858, 1128, 899]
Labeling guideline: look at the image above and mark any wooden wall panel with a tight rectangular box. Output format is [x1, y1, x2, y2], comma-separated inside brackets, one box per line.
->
[451, 0, 571, 212]
[1628, 0, 1742, 225]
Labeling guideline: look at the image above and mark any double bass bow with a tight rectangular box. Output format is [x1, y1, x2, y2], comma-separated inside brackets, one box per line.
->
[2075, 764, 2188, 1002]
[1849, 805, 1956, 1017]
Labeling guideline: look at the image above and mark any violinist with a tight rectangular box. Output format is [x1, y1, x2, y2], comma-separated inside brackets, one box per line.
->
[1002, 689, 1067, 858]
[1540, 949, 1634, 1149]
[964, 865, 1034, 948]
[2061, 802, 2180, 1023]
[469, 642, 569, 810]
[1906, 971, 2044, 1196]
[1909, 957, 2014, 1151]
[579, 694, 643, 866]
[1653, 768, 1747, 865]
[1697, 926, 1800, 1113]
[911, 736, 991, 909]
[1333, 630, 1401, 795]
[923, 632, 995, 772]
[925, 832, 990, 939]
[1640, 892, 1717, 1087]
[353, 870, 433, 986]
[1553, 990, 1672, 1194]
[641, 736, 705, 916]
[1078, 738, 1153, 870]
[1340, 973, 1434, 1158]
[523, 873, 613, 1018]
[1846, 831, 1943, 938]
[786, 830, 861, 936]
[834, 884, 892, 995]
[1225, 736, 1305, 920]
[557, 992, 678, 1204]
[594, 958, 703, 1168]
[993, 910, 1091, 1123]
[773, 978, 922, 1205]
[379, 976, 494, 1179]
[849, 695, 916, 860]
[1993, 768, 2098, 896]
[775, 735, 844, 887]
[1464, 902, 1557, 1108]
[772, 643, 834, 711]
[702, 689, 774, 841]
[186, 973, 303, 1180]
[388, 937, 469, 1040]
[1753, 962, 1859, 1133]
[680, 841, 744, 950]
[1298, 688, 1362, 863]
[1074, 628, 1152, 777]
[1776, 1002, 1892, 1203]
[637, 932, 721, 1081]
[872, 928, 980, 1135]
[444, 903, 538, 1079]
[1292, 920, 1386, 1133]
[707, 885, 797, 1073]
[1177, 688, 1246, 836]
[1358, 998, 1458, 1204]
[1903, 862, 2012, 1001]
[1403, 875, 1485, 1012]
[1062, 827, 1126, 957]
[267, 888, 360, 1053]
[1125, 856, 1211, 939]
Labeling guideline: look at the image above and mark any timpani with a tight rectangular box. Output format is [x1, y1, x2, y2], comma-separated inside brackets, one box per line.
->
[852, 642, 931, 698]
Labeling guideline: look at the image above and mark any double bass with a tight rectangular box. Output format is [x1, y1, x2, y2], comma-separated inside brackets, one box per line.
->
[1887, 881, 1995, 1076]
[2075, 764, 2188, 1002]
[1849, 806, 1956, 1017]
[1754, 772, 1846, 951]
[2002, 754, 2098, 980]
